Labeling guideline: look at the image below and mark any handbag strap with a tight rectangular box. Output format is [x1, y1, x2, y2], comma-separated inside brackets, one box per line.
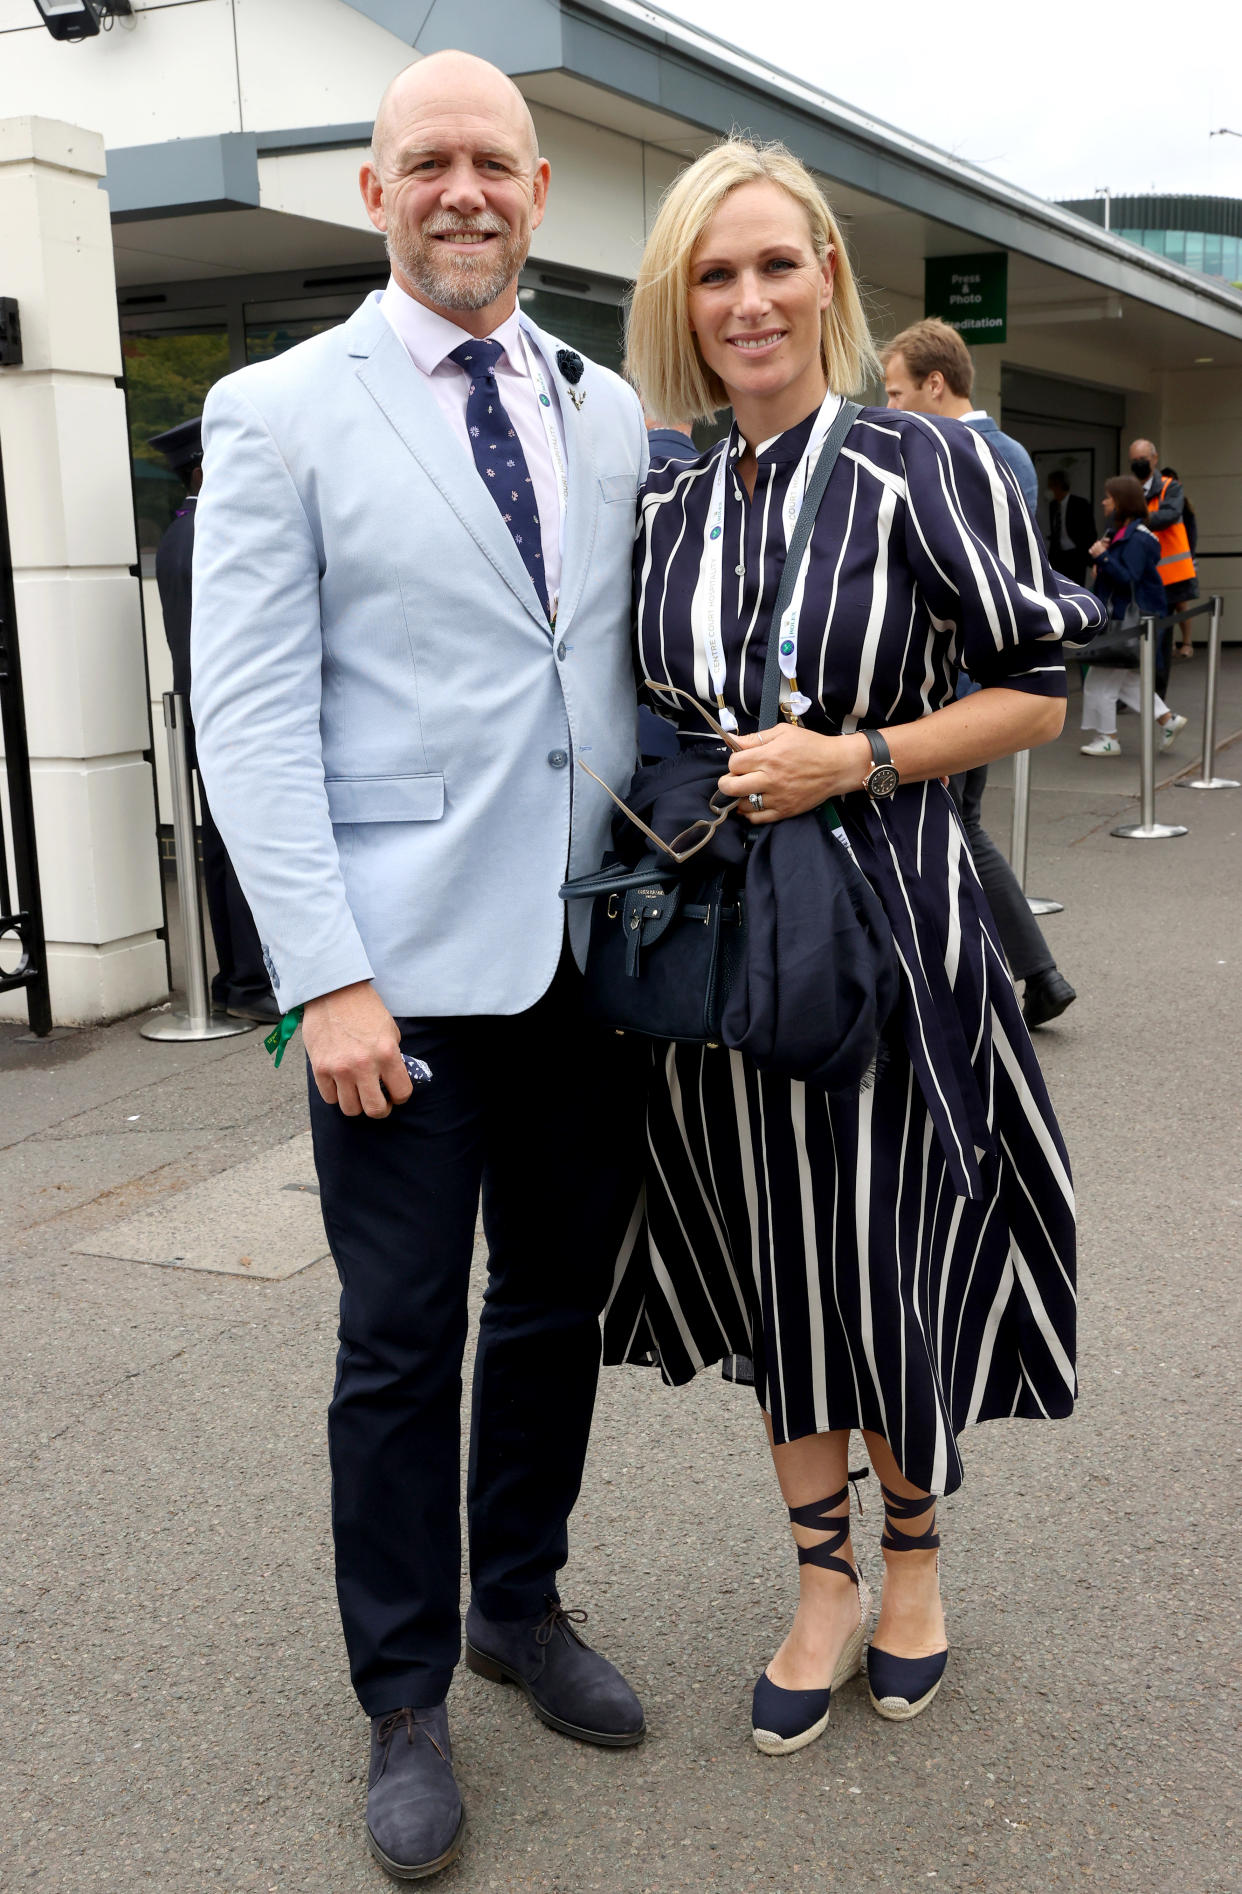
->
[757, 399, 862, 731]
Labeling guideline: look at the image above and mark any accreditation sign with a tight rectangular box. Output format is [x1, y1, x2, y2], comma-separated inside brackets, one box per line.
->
[924, 252, 1008, 343]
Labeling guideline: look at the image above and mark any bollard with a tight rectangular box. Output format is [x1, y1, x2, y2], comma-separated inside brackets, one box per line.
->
[1008, 748, 1063, 915]
[141, 693, 256, 1042]
[1176, 595, 1238, 791]
[1111, 616, 1188, 840]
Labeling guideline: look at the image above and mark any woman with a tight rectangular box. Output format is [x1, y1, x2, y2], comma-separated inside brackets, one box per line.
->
[608, 139, 1105, 1756]
[1082, 475, 1187, 756]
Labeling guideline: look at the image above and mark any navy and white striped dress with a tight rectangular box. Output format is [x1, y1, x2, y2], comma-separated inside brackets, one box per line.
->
[602, 403, 1105, 1496]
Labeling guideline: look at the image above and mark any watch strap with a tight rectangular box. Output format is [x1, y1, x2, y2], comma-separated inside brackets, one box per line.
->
[863, 729, 893, 771]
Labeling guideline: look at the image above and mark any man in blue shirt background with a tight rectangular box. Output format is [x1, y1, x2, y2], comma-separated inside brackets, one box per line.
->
[881, 320, 1076, 1029]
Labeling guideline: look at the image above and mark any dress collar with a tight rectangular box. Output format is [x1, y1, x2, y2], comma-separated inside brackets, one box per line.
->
[379, 276, 528, 377]
[734, 393, 841, 468]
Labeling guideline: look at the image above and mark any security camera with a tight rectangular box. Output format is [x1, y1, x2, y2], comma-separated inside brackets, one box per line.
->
[32, 1, 132, 41]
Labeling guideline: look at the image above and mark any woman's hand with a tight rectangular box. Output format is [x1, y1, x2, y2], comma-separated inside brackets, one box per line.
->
[717, 725, 870, 824]
[1088, 537, 1109, 560]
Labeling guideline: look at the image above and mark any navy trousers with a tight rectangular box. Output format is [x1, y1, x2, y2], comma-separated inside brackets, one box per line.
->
[950, 765, 1054, 984]
[308, 952, 643, 1715]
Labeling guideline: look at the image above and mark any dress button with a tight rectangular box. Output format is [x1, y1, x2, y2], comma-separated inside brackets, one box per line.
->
[557, 640, 567, 660]
[734, 564, 745, 576]
[547, 749, 568, 769]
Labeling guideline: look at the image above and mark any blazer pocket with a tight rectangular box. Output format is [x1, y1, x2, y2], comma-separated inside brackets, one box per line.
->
[599, 473, 636, 503]
[324, 773, 445, 823]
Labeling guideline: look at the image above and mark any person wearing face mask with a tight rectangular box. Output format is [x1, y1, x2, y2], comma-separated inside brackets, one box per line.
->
[617, 138, 1103, 1761]
[1081, 474, 1188, 755]
[1127, 440, 1198, 697]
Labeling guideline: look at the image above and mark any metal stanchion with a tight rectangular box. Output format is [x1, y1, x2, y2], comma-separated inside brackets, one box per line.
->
[1176, 595, 1238, 791]
[141, 692, 256, 1042]
[1111, 616, 1188, 840]
[1008, 748, 1063, 914]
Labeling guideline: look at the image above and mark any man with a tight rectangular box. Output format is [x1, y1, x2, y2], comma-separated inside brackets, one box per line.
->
[882, 319, 1076, 1029]
[1129, 438, 1197, 695]
[1045, 470, 1096, 588]
[191, 53, 647, 1882]
[880, 316, 1039, 511]
[148, 419, 277, 1023]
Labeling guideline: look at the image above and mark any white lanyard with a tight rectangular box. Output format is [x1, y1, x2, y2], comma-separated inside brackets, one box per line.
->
[693, 390, 840, 728]
[520, 329, 571, 621]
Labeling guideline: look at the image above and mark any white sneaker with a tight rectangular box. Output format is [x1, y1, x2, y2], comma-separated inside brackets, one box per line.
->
[1159, 713, 1188, 751]
[1081, 735, 1121, 756]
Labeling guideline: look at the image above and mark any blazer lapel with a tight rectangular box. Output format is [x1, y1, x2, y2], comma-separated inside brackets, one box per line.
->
[346, 298, 550, 632]
[521, 318, 599, 632]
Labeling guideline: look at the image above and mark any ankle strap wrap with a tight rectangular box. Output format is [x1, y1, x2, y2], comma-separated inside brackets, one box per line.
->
[787, 1471, 867, 1586]
[879, 1482, 941, 1553]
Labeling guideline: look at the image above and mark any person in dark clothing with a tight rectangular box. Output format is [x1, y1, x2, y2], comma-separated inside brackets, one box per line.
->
[881, 325, 1077, 1028]
[1045, 471, 1095, 587]
[1079, 473, 1187, 756]
[149, 419, 278, 1024]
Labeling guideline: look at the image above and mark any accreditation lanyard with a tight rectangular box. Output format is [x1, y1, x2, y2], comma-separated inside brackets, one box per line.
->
[693, 390, 841, 729]
[519, 328, 571, 624]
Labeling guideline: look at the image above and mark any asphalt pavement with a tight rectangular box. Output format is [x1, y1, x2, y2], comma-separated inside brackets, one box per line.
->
[2, 665, 1239, 1893]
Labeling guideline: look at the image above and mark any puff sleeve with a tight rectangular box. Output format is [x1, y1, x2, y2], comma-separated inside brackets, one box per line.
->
[899, 414, 1105, 698]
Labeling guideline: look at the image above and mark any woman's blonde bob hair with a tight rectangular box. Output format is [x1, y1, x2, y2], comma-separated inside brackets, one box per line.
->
[626, 138, 880, 426]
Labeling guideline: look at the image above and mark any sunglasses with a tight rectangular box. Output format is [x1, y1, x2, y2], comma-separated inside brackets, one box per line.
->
[577, 684, 745, 865]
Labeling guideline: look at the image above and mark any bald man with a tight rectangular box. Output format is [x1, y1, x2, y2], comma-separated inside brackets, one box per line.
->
[1127, 439, 1197, 695]
[192, 51, 648, 1879]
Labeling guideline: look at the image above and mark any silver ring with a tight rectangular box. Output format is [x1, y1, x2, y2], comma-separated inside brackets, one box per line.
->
[748, 792, 764, 812]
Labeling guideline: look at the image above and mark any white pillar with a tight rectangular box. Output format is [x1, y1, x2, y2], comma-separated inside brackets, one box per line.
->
[0, 117, 166, 1026]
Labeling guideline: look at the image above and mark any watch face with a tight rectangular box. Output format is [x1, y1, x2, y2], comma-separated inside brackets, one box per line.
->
[866, 763, 900, 799]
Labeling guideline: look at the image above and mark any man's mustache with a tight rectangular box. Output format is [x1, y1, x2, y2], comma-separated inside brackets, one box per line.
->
[421, 211, 511, 239]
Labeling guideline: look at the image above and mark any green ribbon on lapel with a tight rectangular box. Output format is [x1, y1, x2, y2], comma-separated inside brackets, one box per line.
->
[265, 1005, 304, 1068]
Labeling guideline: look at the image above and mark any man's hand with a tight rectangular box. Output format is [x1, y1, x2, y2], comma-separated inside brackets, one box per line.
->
[302, 982, 412, 1119]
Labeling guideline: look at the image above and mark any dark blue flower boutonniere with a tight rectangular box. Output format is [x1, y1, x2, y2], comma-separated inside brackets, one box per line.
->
[557, 348, 586, 410]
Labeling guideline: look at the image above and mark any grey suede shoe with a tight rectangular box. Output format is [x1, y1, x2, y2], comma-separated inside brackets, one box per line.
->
[465, 1598, 645, 1747]
[365, 1704, 465, 1881]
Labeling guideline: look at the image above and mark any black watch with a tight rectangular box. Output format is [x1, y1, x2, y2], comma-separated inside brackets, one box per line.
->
[861, 729, 900, 800]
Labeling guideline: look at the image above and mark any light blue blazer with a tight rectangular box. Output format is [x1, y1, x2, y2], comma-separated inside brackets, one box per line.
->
[191, 294, 648, 1016]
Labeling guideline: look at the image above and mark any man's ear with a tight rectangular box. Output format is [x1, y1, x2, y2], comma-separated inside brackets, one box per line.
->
[360, 160, 386, 234]
[529, 157, 552, 233]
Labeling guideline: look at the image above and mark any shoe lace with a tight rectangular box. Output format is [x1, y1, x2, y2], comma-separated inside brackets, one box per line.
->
[534, 1599, 589, 1648]
[375, 1708, 447, 1762]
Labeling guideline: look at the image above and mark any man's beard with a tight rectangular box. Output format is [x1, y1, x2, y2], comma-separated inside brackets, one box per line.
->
[388, 210, 529, 312]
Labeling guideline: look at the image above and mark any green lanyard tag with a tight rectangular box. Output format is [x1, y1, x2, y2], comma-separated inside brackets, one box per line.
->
[265, 1005, 304, 1068]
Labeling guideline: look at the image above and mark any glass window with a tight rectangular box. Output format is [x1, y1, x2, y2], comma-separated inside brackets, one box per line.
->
[1184, 231, 1204, 270]
[245, 313, 347, 364]
[123, 327, 230, 565]
[516, 286, 624, 375]
[1163, 230, 1185, 264]
[1204, 232, 1223, 276]
[1139, 229, 1164, 255]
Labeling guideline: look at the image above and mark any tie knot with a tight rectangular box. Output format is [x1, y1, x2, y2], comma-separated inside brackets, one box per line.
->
[448, 338, 504, 377]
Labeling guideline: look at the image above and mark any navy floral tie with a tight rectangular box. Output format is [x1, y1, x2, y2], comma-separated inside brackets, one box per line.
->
[448, 338, 547, 614]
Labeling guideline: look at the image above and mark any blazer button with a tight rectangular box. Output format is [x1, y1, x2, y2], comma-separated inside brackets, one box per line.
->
[547, 749, 568, 769]
[557, 640, 567, 660]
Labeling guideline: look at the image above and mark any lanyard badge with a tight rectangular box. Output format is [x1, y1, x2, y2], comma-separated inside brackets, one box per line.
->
[693, 391, 841, 729]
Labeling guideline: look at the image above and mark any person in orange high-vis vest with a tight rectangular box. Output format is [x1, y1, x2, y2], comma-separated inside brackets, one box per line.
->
[1128, 438, 1197, 696]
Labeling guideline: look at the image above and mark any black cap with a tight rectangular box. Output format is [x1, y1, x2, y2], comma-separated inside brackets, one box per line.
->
[148, 417, 203, 474]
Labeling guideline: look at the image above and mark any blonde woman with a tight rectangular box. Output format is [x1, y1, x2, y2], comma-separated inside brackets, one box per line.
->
[608, 140, 1104, 1754]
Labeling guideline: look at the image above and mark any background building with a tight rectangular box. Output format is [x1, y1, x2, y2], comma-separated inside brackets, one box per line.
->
[3, 0, 1241, 1024]
[1060, 194, 1242, 287]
